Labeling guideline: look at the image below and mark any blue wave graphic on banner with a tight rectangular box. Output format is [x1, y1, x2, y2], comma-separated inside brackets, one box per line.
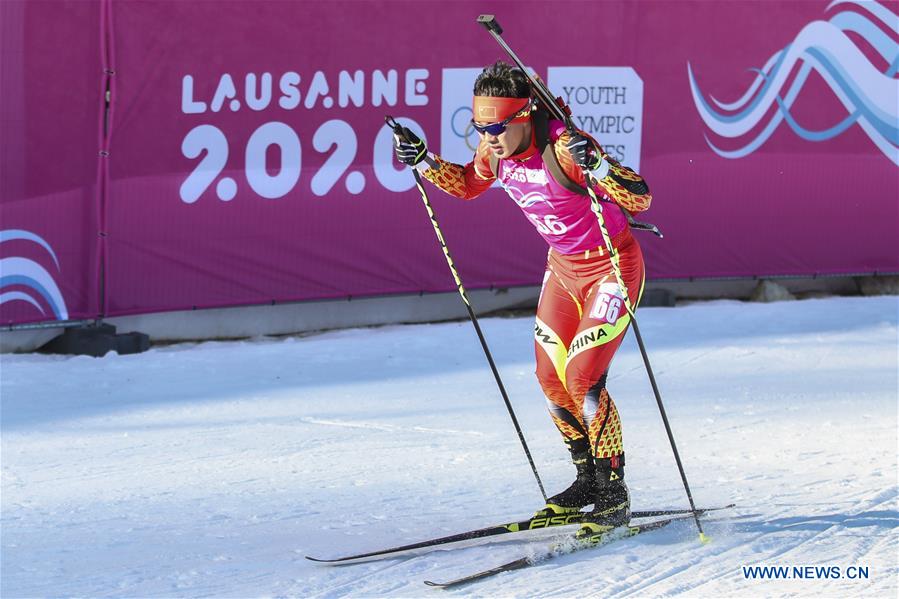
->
[0, 230, 69, 321]
[687, 0, 899, 164]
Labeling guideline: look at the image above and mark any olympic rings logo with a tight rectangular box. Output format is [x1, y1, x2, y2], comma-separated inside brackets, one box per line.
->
[450, 106, 480, 152]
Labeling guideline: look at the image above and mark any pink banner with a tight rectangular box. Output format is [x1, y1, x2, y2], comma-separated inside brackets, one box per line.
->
[3, 0, 897, 325]
[0, 0, 104, 325]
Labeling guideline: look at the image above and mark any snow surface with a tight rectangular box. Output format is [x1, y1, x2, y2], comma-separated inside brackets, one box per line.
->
[2, 295, 897, 598]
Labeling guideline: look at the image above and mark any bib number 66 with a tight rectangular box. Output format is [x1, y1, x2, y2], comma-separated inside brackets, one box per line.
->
[527, 214, 568, 235]
[590, 283, 625, 324]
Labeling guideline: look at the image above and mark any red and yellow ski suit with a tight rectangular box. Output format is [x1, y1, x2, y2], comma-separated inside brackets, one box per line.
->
[421, 119, 652, 461]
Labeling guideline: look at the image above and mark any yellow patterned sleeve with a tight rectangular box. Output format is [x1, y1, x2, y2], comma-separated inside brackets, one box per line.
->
[602, 160, 652, 214]
[420, 139, 495, 201]
[555, 131, 652, 214]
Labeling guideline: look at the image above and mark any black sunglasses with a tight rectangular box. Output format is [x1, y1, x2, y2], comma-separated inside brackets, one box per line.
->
[471, 100, 533, 136]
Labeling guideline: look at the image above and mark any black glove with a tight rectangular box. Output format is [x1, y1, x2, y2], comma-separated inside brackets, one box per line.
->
[566, 132, 604, 172]
[393, 127, 428, 167]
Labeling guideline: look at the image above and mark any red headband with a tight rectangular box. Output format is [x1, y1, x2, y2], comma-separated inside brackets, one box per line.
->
[472, 96, 532, 124]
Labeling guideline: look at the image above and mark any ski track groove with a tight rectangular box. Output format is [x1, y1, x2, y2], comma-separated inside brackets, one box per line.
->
[298, 416, 484, 437]
[627, 529, 780, 597]
[305, 555, 417, 598]
[690, 518, 848, 592]
[593, 519, 739, 598]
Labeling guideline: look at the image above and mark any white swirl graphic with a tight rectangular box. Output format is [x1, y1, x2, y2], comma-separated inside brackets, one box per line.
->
[0, 291, 45, 315]
[498, 183, 556, 210]
[0, 230, 69, 321]
[687, 0, 899, 164]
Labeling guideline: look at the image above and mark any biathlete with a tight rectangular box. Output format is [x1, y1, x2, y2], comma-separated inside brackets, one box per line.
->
[393, 61, 653, 538]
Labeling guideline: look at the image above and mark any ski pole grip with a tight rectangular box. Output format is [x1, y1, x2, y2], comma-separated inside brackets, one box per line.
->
[384, 115, 404, 139]
[477, 14, 503, 34]
[384, 115, 441, 171]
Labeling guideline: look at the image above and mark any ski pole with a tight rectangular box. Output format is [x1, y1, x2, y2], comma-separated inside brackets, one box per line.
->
[476, 15, 709, 542]
[384, 116, 548, 503]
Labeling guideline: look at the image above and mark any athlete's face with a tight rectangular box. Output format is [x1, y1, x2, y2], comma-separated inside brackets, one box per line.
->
[479, 121, 532, 159]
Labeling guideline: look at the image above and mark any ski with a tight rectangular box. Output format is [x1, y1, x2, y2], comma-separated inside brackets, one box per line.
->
[422, 515, 685, 588]
[630, 503, 734, 519]
[305, 504, 733, 564]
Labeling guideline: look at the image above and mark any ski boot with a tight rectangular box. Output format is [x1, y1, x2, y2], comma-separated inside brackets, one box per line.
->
[575, 455, 630, 541]
[534, 448, 596, 518]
